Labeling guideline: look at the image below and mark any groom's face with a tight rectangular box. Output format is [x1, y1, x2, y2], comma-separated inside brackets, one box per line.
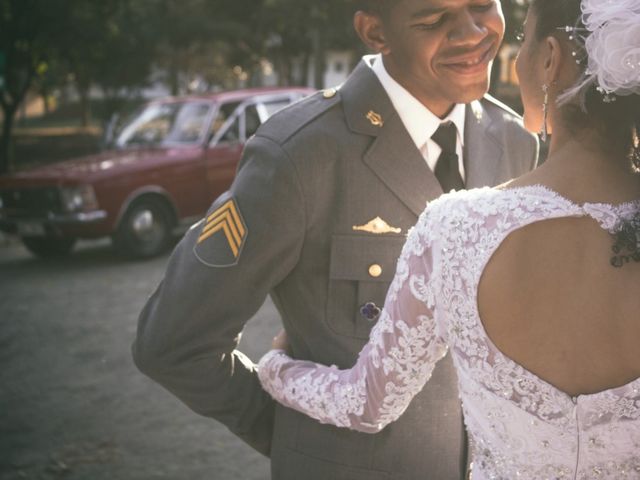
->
[377, 0, 505, 117]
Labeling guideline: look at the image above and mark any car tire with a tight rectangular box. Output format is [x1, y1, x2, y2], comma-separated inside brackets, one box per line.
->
[21, 236, 76, 258]
[113, 198, 174, 259]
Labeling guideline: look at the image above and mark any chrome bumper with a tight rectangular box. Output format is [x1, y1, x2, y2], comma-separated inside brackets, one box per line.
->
[0, 209, 108, 234]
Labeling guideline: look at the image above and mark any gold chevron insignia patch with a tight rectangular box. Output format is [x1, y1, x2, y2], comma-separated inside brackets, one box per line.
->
[353, 217, 401, 235]
[194, 198, 247, 267]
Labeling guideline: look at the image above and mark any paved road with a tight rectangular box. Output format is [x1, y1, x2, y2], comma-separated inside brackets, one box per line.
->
[0, 238, 279, 480]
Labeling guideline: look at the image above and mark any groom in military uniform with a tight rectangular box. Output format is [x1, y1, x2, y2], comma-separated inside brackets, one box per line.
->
[133, 0, 538, 478]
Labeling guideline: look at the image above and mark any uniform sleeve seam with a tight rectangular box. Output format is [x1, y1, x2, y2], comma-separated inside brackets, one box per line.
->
[254, 135, 309, 258]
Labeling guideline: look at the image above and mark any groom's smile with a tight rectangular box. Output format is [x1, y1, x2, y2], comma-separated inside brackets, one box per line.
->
[439, 38, 498, 76]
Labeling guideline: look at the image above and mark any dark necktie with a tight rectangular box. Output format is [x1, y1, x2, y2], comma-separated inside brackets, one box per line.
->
[432, 122, 464, 192]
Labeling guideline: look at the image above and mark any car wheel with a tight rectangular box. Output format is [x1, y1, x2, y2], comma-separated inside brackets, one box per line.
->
[21, 236, 76, 258]
[113, 198, 174, 258]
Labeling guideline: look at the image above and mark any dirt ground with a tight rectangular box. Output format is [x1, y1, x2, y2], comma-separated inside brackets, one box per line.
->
[0, 237, 279, 480]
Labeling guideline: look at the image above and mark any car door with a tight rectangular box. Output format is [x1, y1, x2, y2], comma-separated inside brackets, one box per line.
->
[201, 93, 298, 207]
[201, 101, 246, 207]
[157, 101, 216, 219]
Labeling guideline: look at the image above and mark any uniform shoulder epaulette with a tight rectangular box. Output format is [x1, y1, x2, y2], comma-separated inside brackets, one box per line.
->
[481, 93, 522, 119]
[256, 87, 342, 145]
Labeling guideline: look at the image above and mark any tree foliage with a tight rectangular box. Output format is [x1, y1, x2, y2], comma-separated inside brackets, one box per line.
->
[0, 0, 155, 171]
[0, 0, 528, 173]
[0, 0, 71, 171]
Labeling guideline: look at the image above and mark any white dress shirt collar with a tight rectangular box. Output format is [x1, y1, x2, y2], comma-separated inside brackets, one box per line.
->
[368, 54, 466, 177]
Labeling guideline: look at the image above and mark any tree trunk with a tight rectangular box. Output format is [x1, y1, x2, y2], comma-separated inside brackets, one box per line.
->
[285, 56, 293, 86]
[247, 63, 260, 88]
[41, 85, 50, 116]
[169, 55, 180, 96]
[79, 87, 91, 128]
[311, 27, 326, 89]
[1, 64, 34, 172]
[301, 53, 310, 87]
[0, 105, 17, 174]
[276, 53, 290, 87]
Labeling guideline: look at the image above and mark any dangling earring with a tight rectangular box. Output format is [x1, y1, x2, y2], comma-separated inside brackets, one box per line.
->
[631, 125, 640, 172]
[540, 84, 549, 142]
[631, 147, 640, 172]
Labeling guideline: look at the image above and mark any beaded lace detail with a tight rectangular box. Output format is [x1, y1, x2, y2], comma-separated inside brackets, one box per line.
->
[258, 186, 640, 479]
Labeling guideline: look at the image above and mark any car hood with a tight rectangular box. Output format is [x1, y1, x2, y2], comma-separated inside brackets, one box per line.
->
[0, 146, 203, 187]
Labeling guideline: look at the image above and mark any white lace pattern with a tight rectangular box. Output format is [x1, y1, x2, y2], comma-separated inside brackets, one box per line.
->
[258, 186, 640, 479]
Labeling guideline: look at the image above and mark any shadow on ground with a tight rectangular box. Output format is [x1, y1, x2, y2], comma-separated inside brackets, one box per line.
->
[0, 238, 276, 480]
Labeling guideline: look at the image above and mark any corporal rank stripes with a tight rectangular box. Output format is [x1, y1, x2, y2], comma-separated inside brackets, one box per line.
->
[194, 198, 247, 266]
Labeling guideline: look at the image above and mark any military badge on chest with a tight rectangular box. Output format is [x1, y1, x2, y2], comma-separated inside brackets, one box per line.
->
[351, 216, 403, 324]
[193, 197, 247, 267]
[352, 216, 401, 235]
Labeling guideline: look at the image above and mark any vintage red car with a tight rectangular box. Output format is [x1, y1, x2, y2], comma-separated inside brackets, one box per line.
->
[0, 87, 313, 258]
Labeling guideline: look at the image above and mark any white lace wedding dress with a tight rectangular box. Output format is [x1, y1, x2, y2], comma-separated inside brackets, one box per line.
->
[258, 186, 640, 480]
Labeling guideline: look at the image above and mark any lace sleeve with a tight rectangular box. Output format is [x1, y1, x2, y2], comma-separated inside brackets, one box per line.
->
[257, 207, 448, 433]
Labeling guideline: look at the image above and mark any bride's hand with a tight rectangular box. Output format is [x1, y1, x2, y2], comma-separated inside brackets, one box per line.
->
[271, 330, 289, 351]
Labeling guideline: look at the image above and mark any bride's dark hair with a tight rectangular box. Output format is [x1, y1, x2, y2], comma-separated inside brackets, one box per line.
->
[530, 0, 640, 266]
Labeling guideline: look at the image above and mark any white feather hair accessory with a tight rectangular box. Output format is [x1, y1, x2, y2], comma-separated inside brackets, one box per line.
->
[559, 0, 640, 106]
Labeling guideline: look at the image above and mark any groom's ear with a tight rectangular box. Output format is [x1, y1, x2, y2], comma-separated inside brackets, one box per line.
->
[354, 11, 391, 54]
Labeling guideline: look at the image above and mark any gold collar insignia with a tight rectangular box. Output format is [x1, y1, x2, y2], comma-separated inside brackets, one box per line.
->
[366, 110, 384, 127]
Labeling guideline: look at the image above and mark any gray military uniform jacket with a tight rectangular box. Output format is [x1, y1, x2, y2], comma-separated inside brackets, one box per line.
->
[133, 59, 538, 480]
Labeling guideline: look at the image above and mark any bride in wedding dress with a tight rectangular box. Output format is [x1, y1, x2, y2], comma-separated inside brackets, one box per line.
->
[257, 0, 640, 477]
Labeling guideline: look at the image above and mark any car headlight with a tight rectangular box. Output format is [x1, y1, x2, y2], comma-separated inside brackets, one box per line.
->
[59, 185, 99, 212]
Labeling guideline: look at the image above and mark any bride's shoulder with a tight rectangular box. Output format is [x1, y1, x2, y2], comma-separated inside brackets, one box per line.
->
[424, 187, 507, 215]
[420, 185, 560, 226]
[411, 188, 500, 236]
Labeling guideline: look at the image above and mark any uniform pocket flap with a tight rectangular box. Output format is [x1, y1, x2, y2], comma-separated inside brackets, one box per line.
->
[329, 235, 406, 282]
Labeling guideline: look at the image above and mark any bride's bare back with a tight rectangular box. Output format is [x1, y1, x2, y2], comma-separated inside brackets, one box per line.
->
[478, 192, 640, 398]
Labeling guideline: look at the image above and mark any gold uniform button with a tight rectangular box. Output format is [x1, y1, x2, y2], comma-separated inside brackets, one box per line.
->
[323, 88, 337, 99]
[368, 264, 383, 278]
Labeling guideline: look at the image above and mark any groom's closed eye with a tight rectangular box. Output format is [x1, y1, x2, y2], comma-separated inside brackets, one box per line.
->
[470, 1, 497, 13]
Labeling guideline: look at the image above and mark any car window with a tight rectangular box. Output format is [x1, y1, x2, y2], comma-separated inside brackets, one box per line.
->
[117, 103, 175, 146]
[165, 103, 212, 143]
[245, 105, 261, 138]
[220, 115, 240, 143]
[262, 99, 291, 117]
[212, 92, 309, 146]
[209, 101, 241, 138]
[115, 101, 212, 147]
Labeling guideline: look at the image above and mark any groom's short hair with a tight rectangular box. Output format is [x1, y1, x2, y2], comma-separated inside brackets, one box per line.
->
[352, 0, 394, 17]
